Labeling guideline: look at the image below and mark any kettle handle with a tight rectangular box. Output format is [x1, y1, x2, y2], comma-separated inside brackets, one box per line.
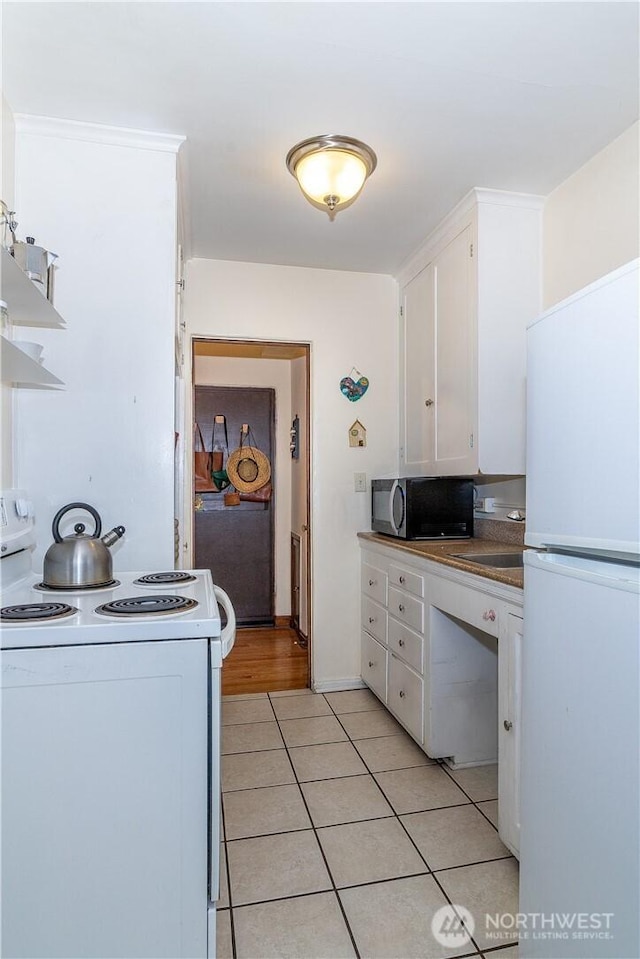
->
[52, 503, 102, 543]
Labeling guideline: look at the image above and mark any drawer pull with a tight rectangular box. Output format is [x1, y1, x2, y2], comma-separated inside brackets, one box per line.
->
[483, 609, 497, 622]
[399, 575, 405, 584]
[368, 616, 376, 624]
[503, 719, 513, 731]
[399, 690, 405, 698]
[398, 638, 405, 647]
[368, 661, 375, 669]
[398, 604, 405, 613]
[368, 579, 376, 586]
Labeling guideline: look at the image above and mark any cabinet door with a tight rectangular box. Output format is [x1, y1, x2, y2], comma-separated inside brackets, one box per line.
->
[433, 225, 475, 473]
[498, 610, 523, 858]
[388, 653, 424, 743]
[400, 263, 435, 474]
[361, 630, 387, 703]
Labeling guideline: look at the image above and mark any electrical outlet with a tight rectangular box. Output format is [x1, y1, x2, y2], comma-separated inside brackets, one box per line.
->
[354, 472, 367, 493]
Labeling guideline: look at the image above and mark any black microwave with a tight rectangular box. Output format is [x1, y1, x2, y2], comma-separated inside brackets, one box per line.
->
[371, 477, 473, 540]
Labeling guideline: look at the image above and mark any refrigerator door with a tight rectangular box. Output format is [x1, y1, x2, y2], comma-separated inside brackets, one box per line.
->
[520, 551, 639, 958]
[525, 260, 639, 560]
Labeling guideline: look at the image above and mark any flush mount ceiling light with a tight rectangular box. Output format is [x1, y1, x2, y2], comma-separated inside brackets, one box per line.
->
[286, 135, 377, 221]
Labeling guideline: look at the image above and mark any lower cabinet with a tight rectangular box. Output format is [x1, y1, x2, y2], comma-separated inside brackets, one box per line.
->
[388, 653, 423, 742]
[498, 609, 523, 858]
[361, 629, 387, 702]
[360, 541, 523, 859]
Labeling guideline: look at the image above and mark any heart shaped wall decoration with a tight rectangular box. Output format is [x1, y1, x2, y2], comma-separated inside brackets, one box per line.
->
[340, 369, 369, 402]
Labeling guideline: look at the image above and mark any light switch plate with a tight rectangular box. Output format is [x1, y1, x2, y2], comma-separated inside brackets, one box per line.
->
[354, 472, 367, 492]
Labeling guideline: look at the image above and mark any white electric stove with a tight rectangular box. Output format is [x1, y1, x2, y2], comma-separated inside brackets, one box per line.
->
[1, 565, 234, 656]
[1, 490, 235, 959]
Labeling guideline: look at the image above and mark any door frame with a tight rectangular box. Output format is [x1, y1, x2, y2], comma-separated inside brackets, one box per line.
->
[179, 336, 313, 682]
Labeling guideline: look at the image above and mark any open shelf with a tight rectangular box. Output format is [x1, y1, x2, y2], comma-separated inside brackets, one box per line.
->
[1, 336, 64, 388]
[1, 248, 66, 329]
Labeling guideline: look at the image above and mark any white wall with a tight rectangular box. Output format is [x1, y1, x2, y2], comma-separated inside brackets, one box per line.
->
[543, 122, 639, 308]
[184, 259, 398, 688]
[12, 117, 181, 570]
[194, 354, 292, 617]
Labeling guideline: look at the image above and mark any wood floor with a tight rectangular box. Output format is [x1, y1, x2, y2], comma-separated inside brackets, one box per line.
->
[221, 625, 309, 695]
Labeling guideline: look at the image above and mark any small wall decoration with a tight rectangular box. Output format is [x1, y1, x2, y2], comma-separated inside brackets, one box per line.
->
[349, 420, 367, 448]
[290, 415, 300, 459]
[340, 367, 369, 402]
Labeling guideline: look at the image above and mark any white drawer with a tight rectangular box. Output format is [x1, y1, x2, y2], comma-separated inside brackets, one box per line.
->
[431, 579, 500, 638]
[388, 654, 423, 743]
[361, 595, 388, 646]
[361, 562, 388, 605]
[389, 564, 424, 598]
[388, 586, 424, 634]
[361, 630, 387, 703]
[388, 618, 423, 675]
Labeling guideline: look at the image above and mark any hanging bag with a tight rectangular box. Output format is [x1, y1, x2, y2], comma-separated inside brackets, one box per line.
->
[239, 481, 272, 503]
[193, 424, 215, 492]
[211, 415, 231, 491]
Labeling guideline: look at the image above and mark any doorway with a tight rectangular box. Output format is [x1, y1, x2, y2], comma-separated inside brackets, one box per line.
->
[189, 338, 312, 691]
[194, 385, 275, 626]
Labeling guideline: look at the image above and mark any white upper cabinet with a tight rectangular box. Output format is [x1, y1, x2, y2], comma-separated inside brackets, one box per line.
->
[398, 189, 542, 477]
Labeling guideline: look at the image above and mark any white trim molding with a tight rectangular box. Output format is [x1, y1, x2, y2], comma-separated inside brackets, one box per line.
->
[312, 678, 367, 694]
[396, 186, 544, 287]
[14, 114, 185, 154]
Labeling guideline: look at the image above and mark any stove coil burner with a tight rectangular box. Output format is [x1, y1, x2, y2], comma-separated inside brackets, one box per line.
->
[95, 595, 198, 617]
[34, 580, 120, 592]
[1, 602, 79, 622]
[133, 572, 197, 586]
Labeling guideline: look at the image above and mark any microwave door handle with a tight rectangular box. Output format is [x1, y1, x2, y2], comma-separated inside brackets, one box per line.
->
[389, 480, 400, 534]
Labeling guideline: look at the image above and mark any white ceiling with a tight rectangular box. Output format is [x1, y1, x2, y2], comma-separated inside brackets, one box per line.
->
[3, 2, 638, 275]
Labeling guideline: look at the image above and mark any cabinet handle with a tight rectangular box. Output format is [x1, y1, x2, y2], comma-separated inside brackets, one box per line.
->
[368, 661, 374, 668]
[503, 719, 513, 731]
[369, 579, 376, 586]
[483, 609, 497, 622]
[399, 575, 405, 584]
[399, 690, 405, 698]
[398, 604, 405, 613]
[368, 616, 376, 624]
[424, 399, 434, 407]
[398, 639, 405, 647]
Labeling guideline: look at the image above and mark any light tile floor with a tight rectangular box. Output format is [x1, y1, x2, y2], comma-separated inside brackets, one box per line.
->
[217, 688, 519, 959]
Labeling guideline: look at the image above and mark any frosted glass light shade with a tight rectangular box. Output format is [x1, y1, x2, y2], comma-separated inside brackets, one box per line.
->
[286, 135, 377, 219]
[296, 150, 367, 205]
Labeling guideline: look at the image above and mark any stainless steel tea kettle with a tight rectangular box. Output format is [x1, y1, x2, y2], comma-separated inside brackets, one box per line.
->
[43, 503, 125, 589]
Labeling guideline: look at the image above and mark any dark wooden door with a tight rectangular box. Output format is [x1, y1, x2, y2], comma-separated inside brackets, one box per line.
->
[194, 386, 275, 626]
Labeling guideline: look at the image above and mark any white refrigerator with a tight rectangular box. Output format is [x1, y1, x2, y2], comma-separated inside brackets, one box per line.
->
[520, 260, 639, 959]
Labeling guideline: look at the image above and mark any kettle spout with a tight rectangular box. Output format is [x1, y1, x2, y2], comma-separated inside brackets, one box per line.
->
[101, 525, 126, 548]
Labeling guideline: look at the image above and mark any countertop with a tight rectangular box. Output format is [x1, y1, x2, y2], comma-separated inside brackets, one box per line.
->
[357, 532, 525, 589]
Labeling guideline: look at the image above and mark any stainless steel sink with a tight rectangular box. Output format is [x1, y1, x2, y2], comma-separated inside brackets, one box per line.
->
[452, 551, 524, 569]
